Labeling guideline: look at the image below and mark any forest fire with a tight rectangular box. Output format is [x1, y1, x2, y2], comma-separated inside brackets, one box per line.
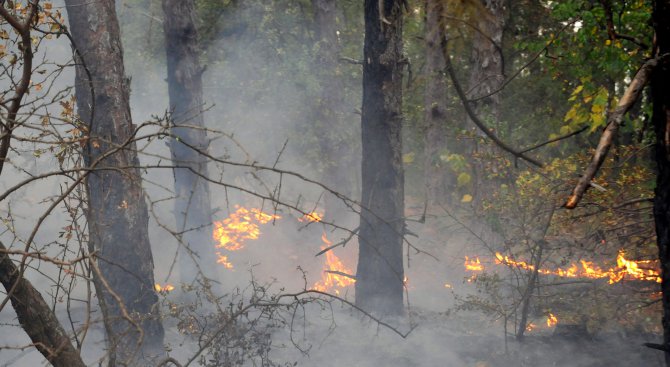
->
[547, 313, 558, 327]
[211, 206, 355, 294]
[464, 251, 661, 284]
[154, 283, 175, 293]
[312, 232, 356, 295]
[299, 211, 324, 223]
[464, 256, 483, 271]
[294, 210, 356, 294]
[212, 205, 281, 251]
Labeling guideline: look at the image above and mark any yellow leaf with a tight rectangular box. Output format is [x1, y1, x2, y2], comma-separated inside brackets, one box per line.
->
[461, 194, 473, 203]
[402, 152, 415, 164]
[457, 172, 471, 187]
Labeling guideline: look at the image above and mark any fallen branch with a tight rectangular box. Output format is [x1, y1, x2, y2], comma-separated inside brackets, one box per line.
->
[565, 56, 663, 209]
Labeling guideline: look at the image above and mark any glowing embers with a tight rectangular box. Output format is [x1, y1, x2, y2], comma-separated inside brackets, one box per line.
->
[463, 251, 661, 284]
[312, 232, 356, 296]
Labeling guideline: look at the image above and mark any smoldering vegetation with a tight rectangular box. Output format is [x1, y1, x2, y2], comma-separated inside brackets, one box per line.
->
[0, 0, 665, 366]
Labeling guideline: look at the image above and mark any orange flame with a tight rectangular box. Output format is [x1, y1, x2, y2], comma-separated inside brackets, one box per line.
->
[299, 211, 323, 223]
[312, 233, 356, 295]
[216, 254, 234, 269]
[155, 283, 175, 292]
[547, 313, 558, 327]
[464, 256, 484, 271]
[212, 205, 281, 252]
[465, 251, 661, 284]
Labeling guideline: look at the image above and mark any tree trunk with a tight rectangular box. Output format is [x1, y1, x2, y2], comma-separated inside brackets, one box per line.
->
[311, 0, 353, 215]
[65, 1, 165, 364]
[423, 0, 452, 207]
[355, 0, 405, 316]
[0, 243, 86, 367]
[162, 0, 218, 286]
[467, 0, 506, 206]
[652, 1, 670, 364]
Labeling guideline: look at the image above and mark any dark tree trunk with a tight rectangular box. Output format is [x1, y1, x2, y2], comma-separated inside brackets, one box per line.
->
[652, 1, 670, 364]
[423, 0, 452, 206]
[65, 1, 165, 364]
[311, 0, 353, 215]
[0, 242, 86, 367]
[162, 0, 218, 285]
[467, 0, 506, 206]
[355, 0, 405, 316]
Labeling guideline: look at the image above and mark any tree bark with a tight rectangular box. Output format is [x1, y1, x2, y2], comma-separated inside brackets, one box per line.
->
[652, 1, 670, 365]
[0, 243, 86, 367]
[467, 0, 506, 206]
[65, 1, 165, 364]
[423, 0, 452, 206]
[311, 0, 353, 214]
[162, 0, 218, 285]
[355, 0, 405, 316]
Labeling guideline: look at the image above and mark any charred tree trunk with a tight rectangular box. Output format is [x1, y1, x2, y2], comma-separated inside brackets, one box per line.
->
[162, 0, 218, 285]
[467, 0, 506, 207]
[65, 1, 165, 364]
[652, 1, 670, 364]
[355, 0, 405, 316]
[0, 243, 86, 367]
[423, 0, 452, 206]
[311, 0, 352, 215]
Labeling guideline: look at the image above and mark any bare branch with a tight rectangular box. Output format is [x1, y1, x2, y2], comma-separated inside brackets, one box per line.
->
[441, 38, 543, 167]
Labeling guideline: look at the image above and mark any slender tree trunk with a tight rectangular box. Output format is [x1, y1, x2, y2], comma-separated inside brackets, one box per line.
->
[467, 0, 506, 206]
[0, 242, 86, 367]
[355, 0, 405, 316]
[423, 0, 452, 206]
[311, 0, 352, 215]
[65, 1, 165, 364]
[162, 0, 218, 285]
[652, 1, 670, 364]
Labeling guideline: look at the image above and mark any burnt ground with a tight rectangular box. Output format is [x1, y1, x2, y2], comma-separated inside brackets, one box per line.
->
[453, 330, 664, 367]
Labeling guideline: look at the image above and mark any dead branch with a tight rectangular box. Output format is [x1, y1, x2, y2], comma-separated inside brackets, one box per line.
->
[339, 56, 363, 65]
[520, 126, 588, 154]
[565, 56, 663, 209]
[324, 270, 357, 280]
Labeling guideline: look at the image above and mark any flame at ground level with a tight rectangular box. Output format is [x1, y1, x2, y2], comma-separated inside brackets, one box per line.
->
[464, 251, 661, 284]
[547, 313, 558, 327]
[312, 233, 356, 295]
